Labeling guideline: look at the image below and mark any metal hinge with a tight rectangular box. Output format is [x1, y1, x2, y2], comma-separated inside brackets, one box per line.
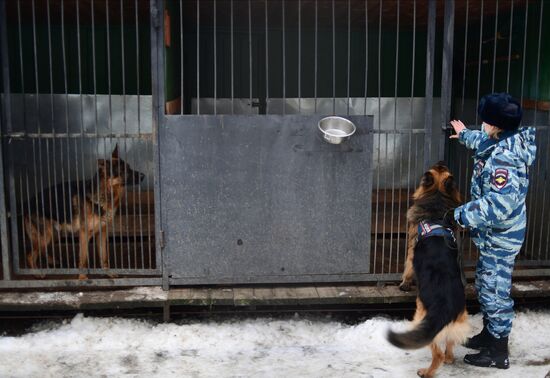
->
[159, 230, 165, 249]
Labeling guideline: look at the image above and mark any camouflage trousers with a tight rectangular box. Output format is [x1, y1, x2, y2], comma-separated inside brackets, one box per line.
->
[475, 249, 519, 338]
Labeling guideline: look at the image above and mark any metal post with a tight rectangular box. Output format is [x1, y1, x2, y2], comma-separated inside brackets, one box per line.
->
[152, 0, 167, 290]
[0, 0, 12, 281]
[441, 0, 454, 162]
[423, 0, 436, 170]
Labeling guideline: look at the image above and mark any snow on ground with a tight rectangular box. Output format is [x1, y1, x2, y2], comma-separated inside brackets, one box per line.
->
[0, 310, 549, 378]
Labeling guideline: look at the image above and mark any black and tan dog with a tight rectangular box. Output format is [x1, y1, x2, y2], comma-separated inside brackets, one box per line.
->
[387, 162, 469, 378]
[23, 145, 144, 279]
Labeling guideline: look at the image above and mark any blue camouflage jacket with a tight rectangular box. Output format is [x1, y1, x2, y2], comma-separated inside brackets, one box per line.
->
[453, 127, 537, 251]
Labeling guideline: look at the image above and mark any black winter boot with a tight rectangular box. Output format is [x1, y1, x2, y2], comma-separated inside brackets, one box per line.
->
[464, 334, 510, 369]
[464, 321, 491, 350]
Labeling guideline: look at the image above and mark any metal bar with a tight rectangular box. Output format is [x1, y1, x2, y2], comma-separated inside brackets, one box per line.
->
[196, 0, 200, 115]
[314, 0, 318, 113]
[265, 0, 268, 113]
[76, 0, 85, 269]
[0, 277, 163, 289]
[0, 0, 13, 280]
[91, 0, 99, 271]
[491, 0, 499, 91]
[346, 0, 350, 115]
[534, 2, 544, 260]
[106, 0, 116, 271]
[474, 0, 484, 126]
[298, 0, 301, 113]
[282, 0, 286, 115]
[441, 0, 454, 161]
[248, 0, 252, 113]
[180, 0, 184, 114]
[506, 0, 514, 92]
[61, 0, 76, 269]
[389, 0, 400, 273]
[363, 0, 368, 116]
[121, 0, 133, 271]
[152, 0, 166, 288]
[520, 0, 528, 105]
[2, 132, 153, 139]
[460, 0, 469, 116]
[18, 268, 161, 276]
[373, 0, 382, 274]
[214, 0, 217, 115]
[231, 0, 234, 114]
[423, 0, 436, 170]
[31, 0, 46, 273]
[136, 0, 145, 269]
[332, 0, 335, 114]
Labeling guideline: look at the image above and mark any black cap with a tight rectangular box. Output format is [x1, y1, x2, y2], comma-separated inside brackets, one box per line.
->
[478, 92, 522, 131]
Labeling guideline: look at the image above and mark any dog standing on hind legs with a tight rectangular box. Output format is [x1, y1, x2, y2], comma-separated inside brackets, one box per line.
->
[387, 162, 469, 378]
[23, 145, 144, 279]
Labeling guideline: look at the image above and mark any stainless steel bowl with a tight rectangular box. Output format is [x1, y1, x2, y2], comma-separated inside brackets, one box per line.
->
[318, 116, 357, 144]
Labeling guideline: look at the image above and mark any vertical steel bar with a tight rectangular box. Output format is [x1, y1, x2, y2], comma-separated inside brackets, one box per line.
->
[76, 0, 86, 270]
[363, 0, 368, 116]
[248, 0, 252, 113]
[389, 0, 400, 273]
[0, 0, 13, 279]
[91, 0, 100, 271]
[423, 0, 435, 170]
[298, 0, 301, 114]
[15, 0, 28, 272]
[441, 0, 454, 161]
[520, 0, 528, 105]
[120, 0, 132, 270]
[214, 0, 217, 115]
[265, 0, 268, 114]
[196, 0, 200, 115]
[506, 0, 514, 92]
[373, 0, 382, 274]
[136, 0, 146, 269]
[180, 0, 184, 114]
[106, 0, 116, 270]
[491, 0, 499, 92]
[47, 0, 64, 271]
[31, 0, 47, 273]
[314, 0, 318, 113]
[61, 0, 75, 269]
[332, 0, 335, 114]
[460, 0, 469, 116]
[474, 0, 484, 126]
[282, 0, 286, 115]
[404, 0, 416, 272]
[346, 0, 350, 115]
[231, 0, 234, 114]
[534, 1, 544, 260]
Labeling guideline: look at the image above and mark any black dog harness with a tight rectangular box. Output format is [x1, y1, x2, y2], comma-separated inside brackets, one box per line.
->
[416, 220, 466, 286]
[417, 220, 456, 244]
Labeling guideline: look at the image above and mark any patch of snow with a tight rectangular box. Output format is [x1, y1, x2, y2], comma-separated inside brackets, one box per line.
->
[0, 311, 548, 377]
[513, 283, 539, 292]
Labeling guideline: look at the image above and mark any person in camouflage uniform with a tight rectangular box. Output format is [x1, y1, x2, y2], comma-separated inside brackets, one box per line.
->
[449, 92, 536, 369]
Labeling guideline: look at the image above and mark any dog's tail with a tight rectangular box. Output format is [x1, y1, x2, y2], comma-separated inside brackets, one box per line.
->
[386, 310, 451, 350]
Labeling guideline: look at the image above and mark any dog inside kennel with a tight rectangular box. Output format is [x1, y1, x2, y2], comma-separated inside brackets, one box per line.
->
[2, 0, 157, 279]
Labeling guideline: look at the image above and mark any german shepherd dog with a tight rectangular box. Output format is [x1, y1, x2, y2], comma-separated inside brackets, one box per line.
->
[23, 145, 144, 279]
[387, 162, 469, 378]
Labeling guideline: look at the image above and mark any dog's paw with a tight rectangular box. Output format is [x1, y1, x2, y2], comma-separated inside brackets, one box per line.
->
[444, 356, 455, 364]
[399, 281, 412, 292]
[78, 274, 88, 280]
[417, 369, 433, 378]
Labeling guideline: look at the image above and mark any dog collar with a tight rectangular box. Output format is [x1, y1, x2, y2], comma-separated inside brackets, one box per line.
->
[417, 221, 456, 243]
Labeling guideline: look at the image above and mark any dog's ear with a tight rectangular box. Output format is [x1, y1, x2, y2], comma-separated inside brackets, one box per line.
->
[420, 171, 434, 187]
[112, 144, 119, 159]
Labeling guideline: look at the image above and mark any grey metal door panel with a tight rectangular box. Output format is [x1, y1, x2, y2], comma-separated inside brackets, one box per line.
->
[160, 115, 373, 284]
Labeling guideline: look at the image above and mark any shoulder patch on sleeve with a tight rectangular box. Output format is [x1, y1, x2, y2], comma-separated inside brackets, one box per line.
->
[493, 168, 509, 190]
